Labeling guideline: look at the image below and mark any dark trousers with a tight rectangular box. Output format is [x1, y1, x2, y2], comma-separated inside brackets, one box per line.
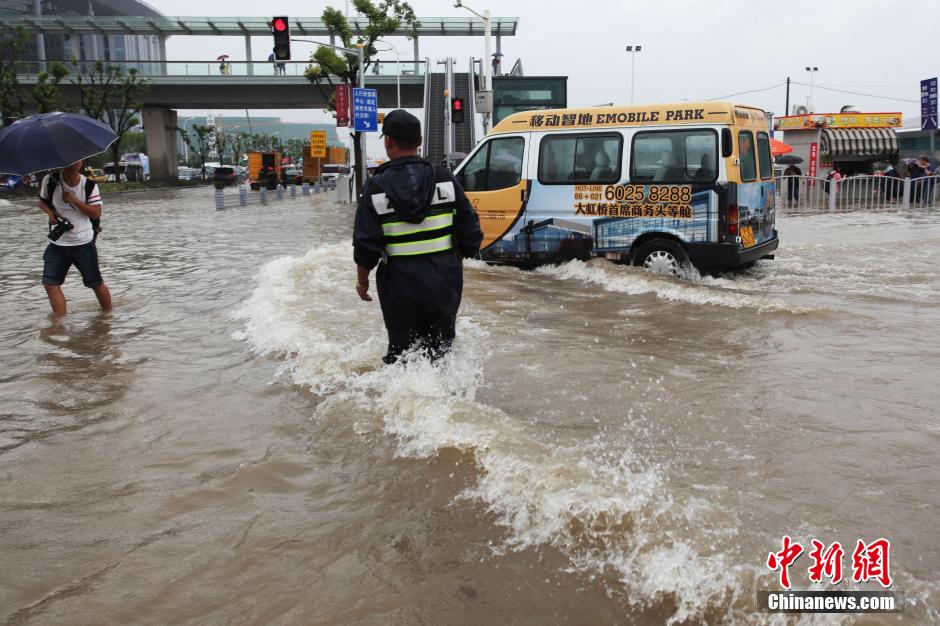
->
[383, 319, 456, 364]
[787, 179, 799, 202]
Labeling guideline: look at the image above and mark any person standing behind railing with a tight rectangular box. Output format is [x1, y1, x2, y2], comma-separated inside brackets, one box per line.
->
[784, 164, 801, 203]
[920, 157, 936, 205]
[908, 159, 926, 204]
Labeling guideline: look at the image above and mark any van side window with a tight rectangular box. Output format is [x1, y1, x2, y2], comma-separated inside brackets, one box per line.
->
[537, 134, 622, 184]
[756, 131, 773, 180]
[738, 130, 757, 182]
[630, 129, 718, 184]
[460, 137, 525, 192]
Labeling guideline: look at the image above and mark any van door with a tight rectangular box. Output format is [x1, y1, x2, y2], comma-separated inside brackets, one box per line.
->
[456, 135, 529, 257]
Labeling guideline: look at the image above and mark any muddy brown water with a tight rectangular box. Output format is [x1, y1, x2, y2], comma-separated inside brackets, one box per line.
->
[0, 188, 938, 625]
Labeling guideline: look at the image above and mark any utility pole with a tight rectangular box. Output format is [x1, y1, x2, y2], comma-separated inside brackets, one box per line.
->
[358, 43, 367, 192]
[785, 76, 790, 117]
[442, 58, 453, 161]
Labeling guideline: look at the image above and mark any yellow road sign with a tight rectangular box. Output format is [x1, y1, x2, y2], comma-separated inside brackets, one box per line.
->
[309, 131, 327, 158]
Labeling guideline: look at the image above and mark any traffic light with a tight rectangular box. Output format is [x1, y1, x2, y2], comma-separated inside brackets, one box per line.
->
[271, 16, 291, 61]
[451, 97, 465, 124]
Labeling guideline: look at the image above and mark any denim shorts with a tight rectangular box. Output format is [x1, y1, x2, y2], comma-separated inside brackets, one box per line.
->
[42, 241, 103, 288]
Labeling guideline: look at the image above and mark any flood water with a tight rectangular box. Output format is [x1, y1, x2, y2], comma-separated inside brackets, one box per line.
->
[0, 187, 938, 625]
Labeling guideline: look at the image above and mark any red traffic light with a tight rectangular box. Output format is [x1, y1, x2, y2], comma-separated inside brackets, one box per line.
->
[272, 17, 288, 32]
[451, 98, 465, 123]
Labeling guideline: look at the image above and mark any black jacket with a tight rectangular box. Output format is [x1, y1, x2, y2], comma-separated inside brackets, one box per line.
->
[354, 156, 482, 269]
[353, 156, 483, 333]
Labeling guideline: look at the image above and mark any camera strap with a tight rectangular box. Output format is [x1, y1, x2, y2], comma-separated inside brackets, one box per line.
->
[40, 172, 101, 239]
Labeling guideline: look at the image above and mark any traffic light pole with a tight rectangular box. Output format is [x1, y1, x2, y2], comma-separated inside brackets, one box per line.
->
[358, 44, 366, 194]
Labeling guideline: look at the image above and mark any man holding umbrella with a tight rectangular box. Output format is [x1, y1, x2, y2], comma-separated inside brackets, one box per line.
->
[38, 159, 111, 315]
[0, 111, 119, 315]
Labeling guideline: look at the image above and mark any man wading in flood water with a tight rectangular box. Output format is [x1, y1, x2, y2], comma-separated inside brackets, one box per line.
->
[353, 110, 482, 364]
[38, 160, 112, 315]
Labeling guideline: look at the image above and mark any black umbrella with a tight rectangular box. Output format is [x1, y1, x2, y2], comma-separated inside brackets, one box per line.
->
[775, 154, 804, 165]
[0, 112, 117, 175]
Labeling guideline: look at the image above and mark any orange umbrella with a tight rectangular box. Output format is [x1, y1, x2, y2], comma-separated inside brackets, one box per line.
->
[770, 138, 793, 157]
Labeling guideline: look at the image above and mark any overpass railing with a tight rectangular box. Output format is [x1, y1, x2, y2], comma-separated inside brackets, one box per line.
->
[775, 175, 940, 211]
[15, 58, 427, 79]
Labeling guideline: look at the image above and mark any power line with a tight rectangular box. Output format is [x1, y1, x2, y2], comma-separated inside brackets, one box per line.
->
[790, 81, 918, 104]
[706, 82, 786, 101]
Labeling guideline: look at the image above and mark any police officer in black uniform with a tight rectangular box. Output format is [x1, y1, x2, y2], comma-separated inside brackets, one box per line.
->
[354, 110, 483, 363]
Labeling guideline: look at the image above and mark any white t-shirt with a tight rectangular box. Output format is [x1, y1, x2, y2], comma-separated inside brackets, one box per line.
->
[40, 174, 102, 246]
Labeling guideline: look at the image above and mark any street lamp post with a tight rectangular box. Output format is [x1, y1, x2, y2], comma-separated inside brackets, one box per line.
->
[454, 1, 492, 132]
[220, 125, 240, 163]
[626, 45, 642, 105]
[805, 66, 819, 112]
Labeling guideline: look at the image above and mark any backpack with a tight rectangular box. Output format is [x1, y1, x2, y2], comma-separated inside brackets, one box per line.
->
[41, 173, 101, 240]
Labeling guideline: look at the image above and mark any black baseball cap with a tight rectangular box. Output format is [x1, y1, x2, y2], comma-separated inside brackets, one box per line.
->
[380, 109, 422, 141]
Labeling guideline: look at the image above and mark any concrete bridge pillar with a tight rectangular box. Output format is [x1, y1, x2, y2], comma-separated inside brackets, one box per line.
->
[142, 107, 179, 184]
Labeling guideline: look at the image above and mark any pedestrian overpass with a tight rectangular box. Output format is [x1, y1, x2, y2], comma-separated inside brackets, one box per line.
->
[3, 14, 520, 181]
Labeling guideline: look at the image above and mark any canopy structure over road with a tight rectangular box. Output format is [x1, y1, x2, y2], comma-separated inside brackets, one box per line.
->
[0, 15, 519, 37]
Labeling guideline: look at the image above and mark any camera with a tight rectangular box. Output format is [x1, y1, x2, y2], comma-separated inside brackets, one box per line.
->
[48, 216, 73, 241]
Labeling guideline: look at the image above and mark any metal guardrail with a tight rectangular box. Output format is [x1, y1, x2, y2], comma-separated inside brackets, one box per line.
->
[775, 175, 940, 211]
[15, 59, 427, 79]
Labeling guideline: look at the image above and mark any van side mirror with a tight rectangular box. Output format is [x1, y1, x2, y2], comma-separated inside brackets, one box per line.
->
[721, 128, 733, 158]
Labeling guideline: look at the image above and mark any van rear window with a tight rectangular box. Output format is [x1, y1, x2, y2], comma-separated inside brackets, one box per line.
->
[756, 132, 773, 180]
[538, 134, 622, 184]
[630, 129, 718, 184]
[738, 131, 757, 182]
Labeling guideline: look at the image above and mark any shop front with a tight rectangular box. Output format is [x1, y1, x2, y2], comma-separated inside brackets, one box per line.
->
[774, 112, 902, 177]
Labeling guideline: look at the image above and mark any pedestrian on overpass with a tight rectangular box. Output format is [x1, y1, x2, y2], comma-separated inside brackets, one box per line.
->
[353, 110, 483, 364]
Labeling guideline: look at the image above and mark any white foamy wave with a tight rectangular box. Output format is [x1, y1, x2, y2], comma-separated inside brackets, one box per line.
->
[0, 198, 13, 208]
[233, 247, 811, 623]
[537, 259, 809, 313]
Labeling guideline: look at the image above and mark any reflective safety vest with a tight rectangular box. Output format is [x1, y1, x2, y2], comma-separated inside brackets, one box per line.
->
[372, 179, 458, 257]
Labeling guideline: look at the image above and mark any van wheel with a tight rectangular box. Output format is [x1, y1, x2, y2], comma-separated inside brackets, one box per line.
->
[633, 239, 688, 276]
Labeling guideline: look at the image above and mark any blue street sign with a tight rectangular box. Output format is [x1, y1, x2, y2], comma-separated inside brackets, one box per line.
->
[352, 87, 378, 132]
[921, 77, 938, 131]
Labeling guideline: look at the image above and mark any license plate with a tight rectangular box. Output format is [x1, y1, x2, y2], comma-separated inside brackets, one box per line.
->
[740, 225, 756, 248]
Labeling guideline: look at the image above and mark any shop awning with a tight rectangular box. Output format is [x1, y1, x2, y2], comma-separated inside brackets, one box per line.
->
[821, 128, 898, 157]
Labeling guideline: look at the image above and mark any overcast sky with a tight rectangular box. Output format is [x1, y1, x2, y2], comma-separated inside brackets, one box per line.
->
[156, 0, 939, 153]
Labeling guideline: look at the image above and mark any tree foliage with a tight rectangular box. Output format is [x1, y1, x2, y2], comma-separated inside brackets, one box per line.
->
[73, 61, 150, 181]
[178, 124, 214, 178]
[0, 27, 29, 124]
[32, 61, 70, 114]
[304, 1, 419, 195]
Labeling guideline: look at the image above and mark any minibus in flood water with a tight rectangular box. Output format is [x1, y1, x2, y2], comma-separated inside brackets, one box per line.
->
[453, 101, 779, 274]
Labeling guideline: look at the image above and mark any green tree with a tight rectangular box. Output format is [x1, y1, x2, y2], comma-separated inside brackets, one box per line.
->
[285, 137, 305, 160]
[0, 27, 30, 124]
[304, 0, 419, 195]
[32, 61, 70, 113]
[73, 61, 150, 182]
[178, 124, 213, 178]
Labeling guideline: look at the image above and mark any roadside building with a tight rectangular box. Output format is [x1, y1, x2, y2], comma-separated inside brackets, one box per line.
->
[1, 0, 166, 75]
[774, 112, 902, 177]
[896, 119, 939, 168]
